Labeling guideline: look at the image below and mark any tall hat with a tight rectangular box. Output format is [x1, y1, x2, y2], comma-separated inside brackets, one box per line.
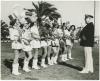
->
[25, 12, 32, 16]
[8, 15, 14, 21]
[10, 19, 17, 26]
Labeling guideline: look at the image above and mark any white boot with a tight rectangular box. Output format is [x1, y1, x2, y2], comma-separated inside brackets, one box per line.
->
[48, 57, 52, 65]
[68, 52, 73, 59]
[61, 55, 66, 62]
[12, 63, 21, 75]
[23, 61, 31, 72]
[53, 56, 58, 64]
[64, 54, 69, 61]
[41, 59, 48, 68]
[50, 57, 54, 65]
[32, 59, 40, 70]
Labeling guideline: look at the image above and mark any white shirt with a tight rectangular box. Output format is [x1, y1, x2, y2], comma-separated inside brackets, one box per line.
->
[30, 25, 40, 38]
[64, 29, 70, 36]
[22, 29, 31, 40]
[53, 28, 63, 37]
[9, 28, 20, 40]
[57, 29, 63, 37]
[53, 29, 58, 37]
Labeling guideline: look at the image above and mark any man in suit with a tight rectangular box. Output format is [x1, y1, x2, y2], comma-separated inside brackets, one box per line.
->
[79, 14, 94, 73]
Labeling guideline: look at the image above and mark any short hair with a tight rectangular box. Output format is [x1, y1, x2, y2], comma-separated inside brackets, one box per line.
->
[69, 25, 76, 31]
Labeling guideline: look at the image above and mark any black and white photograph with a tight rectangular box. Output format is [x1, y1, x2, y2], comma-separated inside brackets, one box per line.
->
[0, 0, 100, 80]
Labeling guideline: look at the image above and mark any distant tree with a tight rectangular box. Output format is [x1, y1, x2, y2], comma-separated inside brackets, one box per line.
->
[1, 20, 9, 41]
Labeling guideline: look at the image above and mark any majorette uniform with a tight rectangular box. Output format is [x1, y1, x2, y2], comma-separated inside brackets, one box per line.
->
[9, 27, 22, 75]
[21, 28, 32, 51]
[41, 39, 48, 47]
[57, 28, 64, 48]
[57, 28, 63, 39]
[9, 27, 22, 49]
[30, 25, 41, 69]
[51, 29, 60, 47]
[45, 24, 52, 46]
[40, 28, 48, 47]
[63, 29, 72, 46]
[30, 25, 41, 48]
[47, 35, 52, 46]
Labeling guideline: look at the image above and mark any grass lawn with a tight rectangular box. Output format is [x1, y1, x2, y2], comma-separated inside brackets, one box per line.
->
[1, 42, 99, 80]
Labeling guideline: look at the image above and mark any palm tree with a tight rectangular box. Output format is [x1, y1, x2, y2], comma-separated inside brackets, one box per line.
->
[31, 1, 61, 27]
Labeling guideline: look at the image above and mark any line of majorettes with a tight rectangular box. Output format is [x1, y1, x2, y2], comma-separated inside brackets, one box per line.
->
[9, 15, 76, 75]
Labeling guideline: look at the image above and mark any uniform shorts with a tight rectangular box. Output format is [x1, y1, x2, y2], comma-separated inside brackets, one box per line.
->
[41, 41, 48, 47]
[51, 39, 59, 47]
[22, 44, 32, 51]
[47, 40, 52, 46]
[12, 41, 22, 49]
[30, 40, 41, 48]
[66, 39, 72, 46]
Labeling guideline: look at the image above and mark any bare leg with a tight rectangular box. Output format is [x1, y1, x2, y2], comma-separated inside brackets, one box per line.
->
[13, 49, 19, 64]
[47, 46, 52, 65]
[52, 47, 59, 64]
[23, 51, 32, 72]
[32, 48, 40, 69]
[25, 51, 32, 62]
[54, 46, 60, 63]
[67, 45, 73, 59]
[34, 48, 39, 60]
[41, 46, 48, 68]
[42, 46, 48, 59]
[47, 46, 52, 58]
[61, 45, 68, 61]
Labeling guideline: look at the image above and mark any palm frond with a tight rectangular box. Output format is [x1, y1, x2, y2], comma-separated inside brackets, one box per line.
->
[42, 1, 53, 8]
[32, 2, 39, 10]
[24, 8, 35, 12]
[49, 12, 61, 20]
[31, 1, 60, 28]
[41, 7, 57, 17]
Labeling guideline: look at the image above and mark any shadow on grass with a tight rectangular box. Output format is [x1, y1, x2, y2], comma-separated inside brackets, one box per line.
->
[3, 58, 24, 72]
[3, 59, 13, 72]
[58, 62, 83, 71]
[25, 77, 39, 80]
[3, 56, 42, 72]
[3, 57, 82, 73]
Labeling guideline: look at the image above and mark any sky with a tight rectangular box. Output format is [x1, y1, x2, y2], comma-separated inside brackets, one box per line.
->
[1, 1, 99, 36]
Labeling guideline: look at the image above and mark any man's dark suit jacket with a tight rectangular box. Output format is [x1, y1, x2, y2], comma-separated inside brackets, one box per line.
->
[80, 22, 94, 47]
